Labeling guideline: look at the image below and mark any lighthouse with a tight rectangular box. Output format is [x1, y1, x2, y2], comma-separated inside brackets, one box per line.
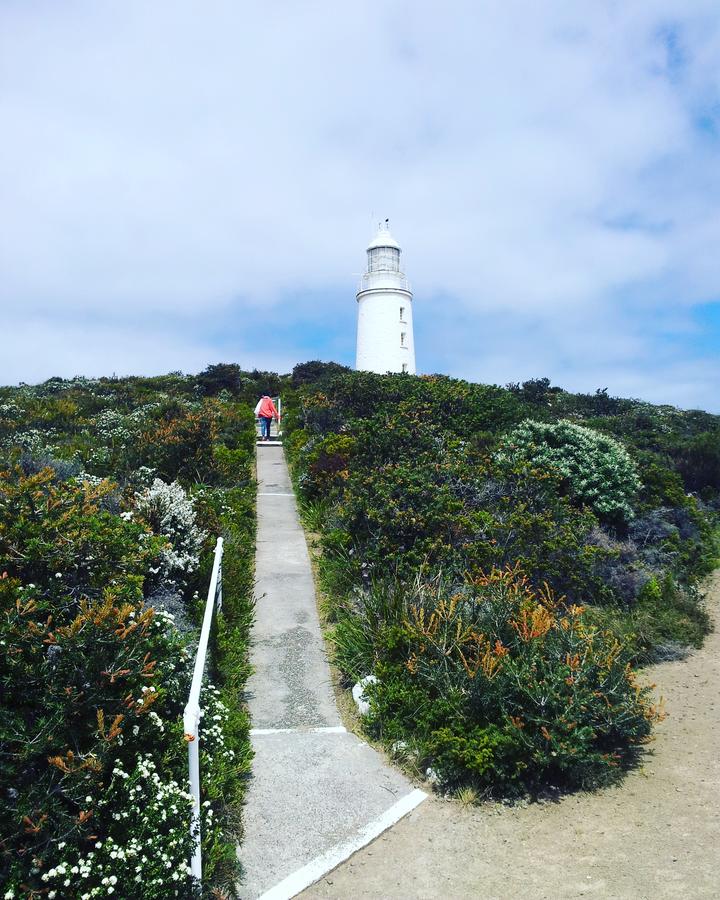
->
[355, 221, 416, 374]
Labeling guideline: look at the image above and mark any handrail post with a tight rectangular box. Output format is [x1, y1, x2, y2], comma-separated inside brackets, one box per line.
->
[183, 536, 224, 888]
[187, 706, 202, 880]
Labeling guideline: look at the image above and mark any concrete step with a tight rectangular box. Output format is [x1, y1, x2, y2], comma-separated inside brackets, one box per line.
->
[240, 729, 424, 899]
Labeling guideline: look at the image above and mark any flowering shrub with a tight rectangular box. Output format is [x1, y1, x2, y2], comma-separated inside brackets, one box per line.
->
[134, 399, 252, 483]
[134, 478, 207, 590]
[340, 567, 660, 793]
[305, 430, 608, 603]
[497, 419, 641, 525]
[0, 371, 259, 897]
[0, 467, 195, 895]
[28, 685, 238, 899]
[37, 754, 195, 899]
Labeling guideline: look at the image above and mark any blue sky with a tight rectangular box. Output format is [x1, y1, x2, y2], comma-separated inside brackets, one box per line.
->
[0, 1, 719, 411]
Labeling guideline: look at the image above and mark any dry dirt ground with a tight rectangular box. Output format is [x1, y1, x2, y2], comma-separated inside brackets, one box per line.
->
[302, 571, 720, 900]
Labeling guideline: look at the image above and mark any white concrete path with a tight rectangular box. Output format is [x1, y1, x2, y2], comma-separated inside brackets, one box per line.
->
[237, 445, 425, 899]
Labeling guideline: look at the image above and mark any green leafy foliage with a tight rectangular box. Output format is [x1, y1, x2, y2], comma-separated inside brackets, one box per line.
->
[283, 367, 717, 795]
[497, 419, 641, 525]
[291, 360, 352, 388]
[345, 569, 658, 793]
[0, 371, 258, 897]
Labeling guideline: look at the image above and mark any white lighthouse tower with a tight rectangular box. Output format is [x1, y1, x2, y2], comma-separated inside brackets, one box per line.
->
[355, 221, 416, 374]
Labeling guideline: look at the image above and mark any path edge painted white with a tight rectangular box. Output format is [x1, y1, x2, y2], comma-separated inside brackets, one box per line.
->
[255, 789, 427, 900]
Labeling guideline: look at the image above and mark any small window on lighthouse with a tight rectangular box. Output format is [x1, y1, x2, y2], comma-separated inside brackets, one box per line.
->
[400, 306, 405, 321]
[400, 332, 406, 347]
[402, 363, 408, 373]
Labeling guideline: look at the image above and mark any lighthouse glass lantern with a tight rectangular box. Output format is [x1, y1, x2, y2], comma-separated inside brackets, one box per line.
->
[355, 222, 416, 374]
[368, 245, 400, 272]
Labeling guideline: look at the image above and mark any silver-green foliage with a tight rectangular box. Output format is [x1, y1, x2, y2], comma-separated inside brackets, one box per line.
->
[498, 419, 641, 523]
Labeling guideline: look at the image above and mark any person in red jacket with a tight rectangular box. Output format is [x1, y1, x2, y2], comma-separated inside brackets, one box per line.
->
[254, 394, 279, 441]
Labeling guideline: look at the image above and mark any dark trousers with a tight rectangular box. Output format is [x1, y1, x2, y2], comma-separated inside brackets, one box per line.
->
[260, 417, 273, 439]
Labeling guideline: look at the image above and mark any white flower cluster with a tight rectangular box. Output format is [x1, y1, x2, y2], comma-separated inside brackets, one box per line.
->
[75, 473, 107, 489]
[93, 408, 134, 446]
[1, 426, 58, 454]
[0, 401, 21, 421]
[39, 753, 194, 897]
[81, 404, 161, 469]
[134, 478, 207, 588]
[199, 684, 236, 764]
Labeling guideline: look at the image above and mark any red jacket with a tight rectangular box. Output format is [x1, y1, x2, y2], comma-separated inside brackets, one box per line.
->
[256, 396, 279, 419]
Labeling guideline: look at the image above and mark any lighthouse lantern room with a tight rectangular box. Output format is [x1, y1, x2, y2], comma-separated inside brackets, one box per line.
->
[355, 221, 416, 374]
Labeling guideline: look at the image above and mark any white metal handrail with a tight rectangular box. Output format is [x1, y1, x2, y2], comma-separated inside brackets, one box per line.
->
[183, 535, 224, 883]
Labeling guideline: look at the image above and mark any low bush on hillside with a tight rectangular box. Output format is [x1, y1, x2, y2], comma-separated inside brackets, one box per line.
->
[497, 419, 641, 526]
[335, 567, 659, 793]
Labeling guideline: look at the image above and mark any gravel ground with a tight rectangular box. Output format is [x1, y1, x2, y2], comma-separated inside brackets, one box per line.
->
[302, 571, 720, 900]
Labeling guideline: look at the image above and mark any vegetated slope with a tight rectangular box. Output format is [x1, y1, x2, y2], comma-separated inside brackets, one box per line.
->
[283, 365, 719, 796]
[302, 570, 720, 900]
[0, 368, 273, 897]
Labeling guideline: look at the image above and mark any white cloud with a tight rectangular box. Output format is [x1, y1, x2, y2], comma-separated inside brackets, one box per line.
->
[0, 0, 718, 408]
[0, 313, 299, 384]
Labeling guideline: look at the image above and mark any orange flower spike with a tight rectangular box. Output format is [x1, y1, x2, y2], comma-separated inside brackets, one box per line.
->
[48, 755, 70, 773]
[603, 640, 622, 668]
[531, 605, 554, 638]
[141, 658, 157, 677]
[480, 651, 496, 679]
[480, 640, 504, 679]
[565, 653, 580, 671]
[22, 814, 47, 835]
[494, 639, 509, 658]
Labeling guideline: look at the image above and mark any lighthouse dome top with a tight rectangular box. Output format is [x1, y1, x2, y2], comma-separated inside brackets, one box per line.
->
[367, 222, 401, 251]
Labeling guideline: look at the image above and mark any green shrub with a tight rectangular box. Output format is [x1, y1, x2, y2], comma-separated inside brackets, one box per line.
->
[586, 573, 710, 663]
[356, 568, 658, 793]
[291, 360, 351, 388]
[0, 468, 196, 895]
[0, 378, 259, 897]
[673, 431, 720, 494]
[498, 419, 641, 525]
[299, 432, 356, 498]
